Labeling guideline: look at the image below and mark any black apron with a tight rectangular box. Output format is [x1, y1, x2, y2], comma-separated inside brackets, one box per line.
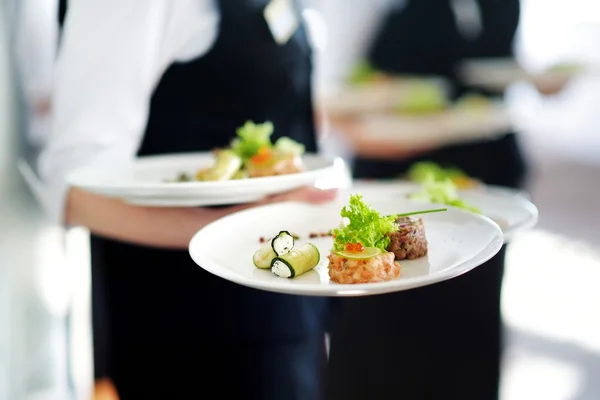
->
[353, 0, 526, 188]
[60, 1, 327, 398]
[327, 2, 523, 399]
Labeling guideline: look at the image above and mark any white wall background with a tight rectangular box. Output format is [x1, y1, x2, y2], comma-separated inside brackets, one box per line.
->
[0, 0, 17, 396]
[0, 0, 17, 193]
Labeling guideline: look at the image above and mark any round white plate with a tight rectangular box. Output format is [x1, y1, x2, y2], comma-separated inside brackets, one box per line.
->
[188, 198, 503, 297]
[458, 58, 579, 92]
[352, 180, 538, 242]
[66, 152, 338, 206]
[318, 76, 451, 115]
[123, 193, 267, 207]
[356, 103, 512, 148]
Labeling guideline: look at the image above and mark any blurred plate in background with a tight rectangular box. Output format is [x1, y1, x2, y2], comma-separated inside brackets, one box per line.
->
[458, 57, 582, 93]
[336, 101, 513, 159]
[318, 75, 452, 116]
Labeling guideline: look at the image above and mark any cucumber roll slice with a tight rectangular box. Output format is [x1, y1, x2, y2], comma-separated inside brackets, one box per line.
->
[253, 243, 277, 269]
[271, 230, 295, 256]
[271, 243, 320, 279]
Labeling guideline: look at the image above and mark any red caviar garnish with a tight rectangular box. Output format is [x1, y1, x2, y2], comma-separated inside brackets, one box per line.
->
[251, 147, 271, 164]
[345, 242, 364, 252]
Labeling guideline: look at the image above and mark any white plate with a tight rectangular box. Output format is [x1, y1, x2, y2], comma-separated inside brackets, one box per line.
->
[188, 198, 503, 297]
[356, 103, 512, 148]
[318, 76, 451, 115]
[351, 181, 538, 242]
[67, 152, 338, 206]
[458, 58, 579, 92]
[122, 193, 268, 207]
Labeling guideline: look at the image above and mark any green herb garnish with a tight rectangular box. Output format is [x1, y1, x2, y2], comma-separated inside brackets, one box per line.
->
[230, 121, 275, 162]
[348, 61, 379, 85]
[408, 161, 468, 183]
[406, 161, 482, 213]
[409, 177, 482, 214]
[230, 120, 305, 163]
[395, 83, 449, 115]
[391, 208, 448, 218]
[332, 194, 398, 252]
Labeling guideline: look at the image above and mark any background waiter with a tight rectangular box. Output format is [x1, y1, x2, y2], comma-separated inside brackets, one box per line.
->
[327, 1, 527, 399]
[43, 0, 335, 398]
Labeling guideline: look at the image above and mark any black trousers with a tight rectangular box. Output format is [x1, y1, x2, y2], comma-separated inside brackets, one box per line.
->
[326, 134, 526, 400]
[90, 237, 329, 399]
[110, 334, 328, 399]
[327, 247, 506, 400]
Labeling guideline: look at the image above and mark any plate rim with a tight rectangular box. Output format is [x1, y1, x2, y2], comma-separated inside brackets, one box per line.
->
[66, 151, 337, 191]
[188, 200, 504, 297]
[351, 180, 539, 243]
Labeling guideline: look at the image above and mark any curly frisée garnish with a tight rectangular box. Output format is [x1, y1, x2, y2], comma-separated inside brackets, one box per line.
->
[331, 194, 398, 253]
[331, 195, 448, 255]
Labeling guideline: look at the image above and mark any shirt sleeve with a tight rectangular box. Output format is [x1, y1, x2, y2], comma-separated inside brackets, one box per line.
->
[37, 0, 219, 225]
[13, 0, 58, 103]
[312, 0, 393, 92]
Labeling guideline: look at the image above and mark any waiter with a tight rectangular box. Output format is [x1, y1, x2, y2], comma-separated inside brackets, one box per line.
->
[42, 0, 335, 398]
[327, 1, 527, 399]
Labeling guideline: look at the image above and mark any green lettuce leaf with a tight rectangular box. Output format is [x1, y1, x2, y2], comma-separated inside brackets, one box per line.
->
[332, 194, 398, 252]
[274, 136, 305, 156]
[230, 121, 274, 161]
[395, 82, 448, 115]
[409, 176, 481, 214]
[408, 161, 470, 183]
[348, 61, 378, 85]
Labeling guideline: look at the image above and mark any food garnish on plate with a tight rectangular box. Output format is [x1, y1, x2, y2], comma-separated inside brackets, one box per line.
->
[251, 196, 445, 282]
[347, 61, 393, 85]
[406, 161, 482, 213]
[408, 177, 482, 214]
[408, 161, 480, 190]
[453, 92, 492, 112]
[171, 121, 306, 182]
[394, 81, 449, 115]
[546, 61, 583, 74]
[253, 230, 320, 279]
[327, 194, 445, 284]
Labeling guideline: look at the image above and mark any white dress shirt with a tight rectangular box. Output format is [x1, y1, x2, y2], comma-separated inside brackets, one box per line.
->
[310, 0, 399, 93]
[37, 0, 391, 225]
[12, 0, 59, 148]
[38, 0, 220, 224]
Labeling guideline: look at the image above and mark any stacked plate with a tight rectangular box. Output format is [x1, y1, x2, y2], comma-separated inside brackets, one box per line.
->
[187, 180, 538, 296]
[319, 78, 514, 150]
[60, 150, 538, 297]
[189, 196, 505, 297]
[355, 103, 512, 148]
[66, 152, 342, 207]
[350, 180, 538, 243]
[458, 57, 581, 93]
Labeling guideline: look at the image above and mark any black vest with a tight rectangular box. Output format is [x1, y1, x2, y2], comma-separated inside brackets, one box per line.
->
[354, 0, 526, 188]
[139, 0, 317, 155]
[58, 2, 327, 378]
[60, 0, 317, 155]
[368, 0, 520, 98]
